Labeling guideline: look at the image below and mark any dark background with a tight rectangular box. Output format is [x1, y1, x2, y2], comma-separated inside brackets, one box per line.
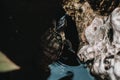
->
[0, 0, 65, 80]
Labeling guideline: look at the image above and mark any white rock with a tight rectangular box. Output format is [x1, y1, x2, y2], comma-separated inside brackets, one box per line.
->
[77, 7, 120, 80]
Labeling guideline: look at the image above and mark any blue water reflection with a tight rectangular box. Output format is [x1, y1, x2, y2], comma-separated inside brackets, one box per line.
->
[48, 62, 94, 80]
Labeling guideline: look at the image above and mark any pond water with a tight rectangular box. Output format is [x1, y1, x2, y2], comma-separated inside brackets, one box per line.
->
[48, 62, 94, 80]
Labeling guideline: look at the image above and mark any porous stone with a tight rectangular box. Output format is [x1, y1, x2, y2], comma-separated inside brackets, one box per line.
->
[77, 7, 120, 80]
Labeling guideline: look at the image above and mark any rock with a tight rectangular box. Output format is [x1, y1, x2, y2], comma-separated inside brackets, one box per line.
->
[76, 6, 120, 79]
[63, 0, 120, 79]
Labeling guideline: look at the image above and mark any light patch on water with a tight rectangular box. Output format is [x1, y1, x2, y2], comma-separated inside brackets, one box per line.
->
[48, 62, 94, 80]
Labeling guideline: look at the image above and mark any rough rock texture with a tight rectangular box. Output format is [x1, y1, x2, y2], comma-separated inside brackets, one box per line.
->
[78, 7, 120, 80]
[63, 0, 120, 80]
[63, 0, 96, 47]
[63, 0, 120, 47]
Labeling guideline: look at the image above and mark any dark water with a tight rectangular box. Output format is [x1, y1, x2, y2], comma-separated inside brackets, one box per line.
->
[48, 62, 94, 80]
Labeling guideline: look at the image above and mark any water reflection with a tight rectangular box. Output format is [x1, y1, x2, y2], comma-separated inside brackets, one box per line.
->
[48, 62, 94, 80]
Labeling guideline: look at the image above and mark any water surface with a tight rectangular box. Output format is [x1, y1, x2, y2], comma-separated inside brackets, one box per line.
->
[48, 62, 94, 80]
